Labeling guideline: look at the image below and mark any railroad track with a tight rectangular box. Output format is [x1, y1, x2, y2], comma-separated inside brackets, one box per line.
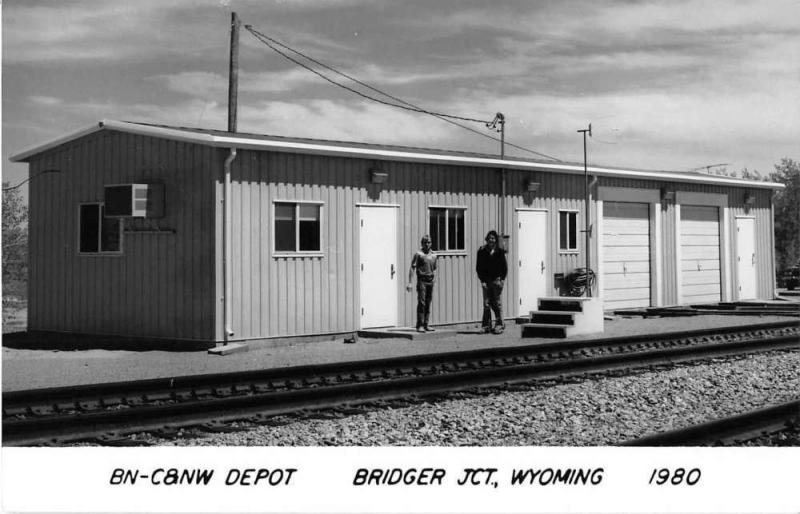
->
[623, 399, 800, 446]
[4, 321, 799, 446]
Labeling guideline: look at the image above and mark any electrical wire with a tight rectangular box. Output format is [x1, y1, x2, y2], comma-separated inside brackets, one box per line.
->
[244, 25, 563, 162]
[246, 27, 489, 124]
[3, 170, 59, 191]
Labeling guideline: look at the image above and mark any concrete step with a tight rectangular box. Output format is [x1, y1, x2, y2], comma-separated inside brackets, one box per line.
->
[529, 310, 576, 325]
[520, 323, 572, 338]
[357, 327, 455, 340]
[207, 343, 249, 356]
[538, 297, 589, 312]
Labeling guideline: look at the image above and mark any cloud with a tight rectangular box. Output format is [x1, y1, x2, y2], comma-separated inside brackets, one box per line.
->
[237, 99, 458, 145]
[2, 0, 224, 63]
[447, 86, 800, 171]
[4, 0, 798, 178]
[147, 63, 486, 101]
[28, 96, 64, 106]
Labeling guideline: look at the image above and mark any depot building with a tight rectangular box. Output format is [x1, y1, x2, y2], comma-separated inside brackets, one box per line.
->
[9, 120, 783, 346]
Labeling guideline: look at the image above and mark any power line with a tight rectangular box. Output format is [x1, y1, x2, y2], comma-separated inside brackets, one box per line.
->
[3, 169, 60, 191]
[246, 26, 490, 124]
[244, 25, 562, 162]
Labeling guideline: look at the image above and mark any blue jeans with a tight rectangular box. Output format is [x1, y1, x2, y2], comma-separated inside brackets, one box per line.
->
[416, 278, 434, 328]
[481, 278, 504, 327]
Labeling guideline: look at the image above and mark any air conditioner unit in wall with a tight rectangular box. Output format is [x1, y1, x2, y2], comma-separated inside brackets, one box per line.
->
[104, 183, 164, 218]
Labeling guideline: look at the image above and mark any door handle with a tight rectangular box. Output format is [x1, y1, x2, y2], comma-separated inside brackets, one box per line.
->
[391, 264, 396, 277]
[751, 254, 756, 265]
[540, 260, 545, 273]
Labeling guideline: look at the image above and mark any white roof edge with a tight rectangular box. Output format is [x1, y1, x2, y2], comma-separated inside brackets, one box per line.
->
[102, 120, 219, 145]
[9, 120, 784, 190]
[8, 121, 105, 162]
[210, 134, 784, 189]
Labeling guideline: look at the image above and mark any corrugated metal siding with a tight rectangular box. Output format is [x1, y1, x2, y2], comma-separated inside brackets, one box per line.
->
[231, 157, 779, 338]
[660, 200, 677, 305]
[503, 169, 588, 309]
[27, 132, 217, 341]
[226, 157, 599, 339]
[28, 132, 775, 341]
[226, 152, 498, 338]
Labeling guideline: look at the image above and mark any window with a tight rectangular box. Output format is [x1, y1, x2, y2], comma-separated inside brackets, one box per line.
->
[274, 201, 322, 253]
[559, 210, 578, 252]
[79, 203, 122, 254]
[429, 207, 465, 252]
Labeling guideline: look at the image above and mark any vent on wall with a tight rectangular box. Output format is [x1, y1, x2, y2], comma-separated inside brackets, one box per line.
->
[104, 184, 164, 218]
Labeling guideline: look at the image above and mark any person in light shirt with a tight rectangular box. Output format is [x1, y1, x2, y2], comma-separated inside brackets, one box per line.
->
[407, 235, 438, 333]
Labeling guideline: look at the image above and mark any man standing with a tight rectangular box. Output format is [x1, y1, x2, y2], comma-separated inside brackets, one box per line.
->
[407, 235, 438, 333]
[476, 230, 507, 334]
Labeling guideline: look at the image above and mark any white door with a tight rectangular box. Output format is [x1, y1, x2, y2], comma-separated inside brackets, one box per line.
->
[680, 205, 722, 304]
[602, 202, 651, 310]
[517, 210, 548, 314]
[359, 206, 398, 328]
[736, 217, 756, 300]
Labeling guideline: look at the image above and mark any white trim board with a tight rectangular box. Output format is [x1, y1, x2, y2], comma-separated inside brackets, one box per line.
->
[598, 187, 660, 203]
[675, 192, 728, 207]
[355, 203, 400, 208]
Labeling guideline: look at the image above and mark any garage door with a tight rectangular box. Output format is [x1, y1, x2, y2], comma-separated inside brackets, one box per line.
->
[602, 202, 651, 310]
[680, 205, 721, 304]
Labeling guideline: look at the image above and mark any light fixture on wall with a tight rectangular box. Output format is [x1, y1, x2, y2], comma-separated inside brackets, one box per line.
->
[525, 179, 541, 192]
[369, 168, 388, 184]
[744, 192, 756, 206]
[660, 188, 675, 201]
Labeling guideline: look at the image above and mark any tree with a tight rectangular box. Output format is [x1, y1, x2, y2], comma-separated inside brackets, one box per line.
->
[2, 183, 28, 299]
[770, 158, 800, 271]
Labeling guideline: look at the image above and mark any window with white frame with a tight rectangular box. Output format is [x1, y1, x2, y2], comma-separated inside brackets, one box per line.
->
[429, 207, 465, 252]
[79, 203, 122, 254]
[274, 201, 322, 253]
[559, 210, 578, 252]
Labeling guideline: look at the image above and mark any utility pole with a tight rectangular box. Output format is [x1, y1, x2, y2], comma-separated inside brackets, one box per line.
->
[487, 113, 506, 241]
[577, 123, 592, 297]
[228, 12, 241, 133]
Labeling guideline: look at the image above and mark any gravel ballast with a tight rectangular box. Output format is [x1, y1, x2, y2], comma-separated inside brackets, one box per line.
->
[143, 349, 800, 447]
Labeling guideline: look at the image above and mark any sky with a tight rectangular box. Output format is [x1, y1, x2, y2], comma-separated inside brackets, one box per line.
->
[3, 0, 799, 194]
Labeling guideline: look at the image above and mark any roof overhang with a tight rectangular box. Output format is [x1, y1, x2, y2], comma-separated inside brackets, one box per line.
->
[9, 119, 785, 190]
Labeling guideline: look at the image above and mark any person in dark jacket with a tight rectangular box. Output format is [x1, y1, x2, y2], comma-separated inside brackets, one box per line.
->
[476, 230, 507, 333]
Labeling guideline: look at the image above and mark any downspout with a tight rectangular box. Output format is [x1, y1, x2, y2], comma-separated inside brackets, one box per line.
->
[501, 170, 507, 240]
[770, 189, 779, 299]
[223, 148, 237, 343]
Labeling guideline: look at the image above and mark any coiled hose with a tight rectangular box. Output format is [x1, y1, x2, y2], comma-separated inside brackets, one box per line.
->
[566, 267, 596, 296]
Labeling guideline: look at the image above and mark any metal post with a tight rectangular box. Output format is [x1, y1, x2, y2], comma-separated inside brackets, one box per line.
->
[499, 113, 506, 239]
[228, 12, 240, 133]
[486, 113, 506, 245]
[578, 124, 592, 297]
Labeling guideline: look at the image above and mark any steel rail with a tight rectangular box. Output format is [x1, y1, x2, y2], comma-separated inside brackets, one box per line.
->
[5, 321, 796, 408]
[3, 322, 799, 446]
[622, 399, 800, 446]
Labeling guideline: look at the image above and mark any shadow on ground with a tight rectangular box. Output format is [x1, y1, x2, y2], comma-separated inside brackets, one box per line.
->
[2, 331, 214, 352]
